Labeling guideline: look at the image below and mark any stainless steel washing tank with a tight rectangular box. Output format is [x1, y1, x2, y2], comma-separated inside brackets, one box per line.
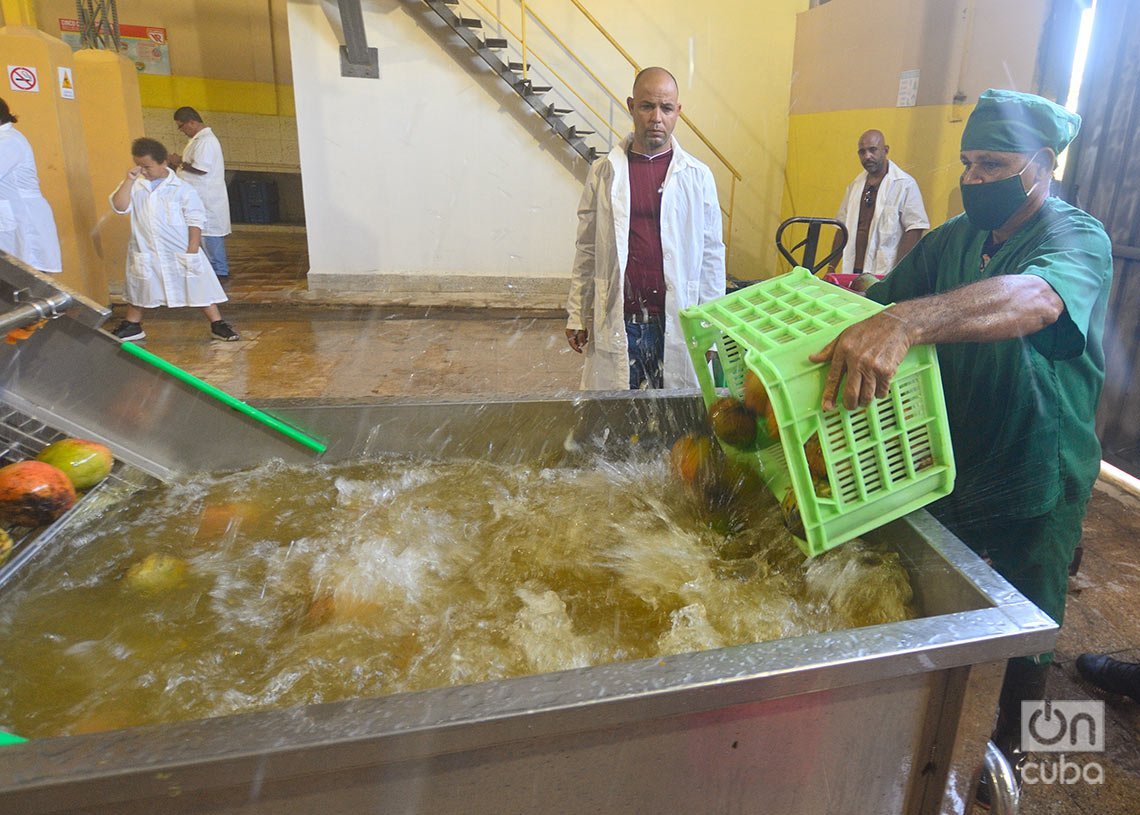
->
[0, 288, 1055, 814]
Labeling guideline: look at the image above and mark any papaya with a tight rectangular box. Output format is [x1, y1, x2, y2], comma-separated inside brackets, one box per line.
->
[0, 460, 77, 527]
[36, 438, 114, 490]
[708, 396, 757, 448]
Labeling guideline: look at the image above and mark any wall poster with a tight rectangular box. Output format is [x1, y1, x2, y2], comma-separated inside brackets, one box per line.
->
[59, 19, 172, 76]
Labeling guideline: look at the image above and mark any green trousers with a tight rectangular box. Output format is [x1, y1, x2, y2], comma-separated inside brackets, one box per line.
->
[932, 498, 1088, 664]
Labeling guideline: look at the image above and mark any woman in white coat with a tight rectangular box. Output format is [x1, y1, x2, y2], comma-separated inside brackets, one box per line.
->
[0, 98, 62, 273]
[108, 138, 239, 342]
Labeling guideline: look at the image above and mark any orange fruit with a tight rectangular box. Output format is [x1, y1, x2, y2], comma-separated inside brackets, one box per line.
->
[0, 460, 77, 527]
[742, 369, 770, 415]
[708, 396, 757, 448]
[764, 402, 780, 441]
[670, 432, 716, 487]
[804, 434, 827, 480]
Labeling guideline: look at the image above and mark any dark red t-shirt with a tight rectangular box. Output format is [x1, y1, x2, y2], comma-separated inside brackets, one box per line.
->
[624, 148, 673, 317]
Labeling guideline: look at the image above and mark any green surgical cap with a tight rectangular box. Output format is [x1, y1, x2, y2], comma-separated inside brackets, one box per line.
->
[961, 89, 1081, 154]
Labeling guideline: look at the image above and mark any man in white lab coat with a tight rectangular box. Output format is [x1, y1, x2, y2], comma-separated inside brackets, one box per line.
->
[826, 129, 929, 278]
[0, 97, 62, 273]
[566, 67, 725, 390]
[170, 107, 232, 279]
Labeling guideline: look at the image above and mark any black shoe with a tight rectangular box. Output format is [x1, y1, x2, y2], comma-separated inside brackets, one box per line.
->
[210, 320, 240, 342]
[1076, 653, 1140, 701]
[110, 320, 145, 341]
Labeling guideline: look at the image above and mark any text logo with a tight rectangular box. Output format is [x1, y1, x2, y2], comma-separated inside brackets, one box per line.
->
[1021, 700, 1105, 753]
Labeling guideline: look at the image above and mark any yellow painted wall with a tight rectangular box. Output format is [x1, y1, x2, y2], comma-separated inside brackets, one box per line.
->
[782, 104, 974, 260]
[1, 1, 296, 116]
[74, 49, 145, 295]
[779, 0, 1051, 277]
[9, 1, 805, 276]
[523, 0, 810, 278]
[137, 75, 294, 117]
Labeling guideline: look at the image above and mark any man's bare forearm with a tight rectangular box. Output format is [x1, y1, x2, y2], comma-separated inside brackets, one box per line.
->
[812, 274, 1065, 410]
[891, 274, 1064, 346]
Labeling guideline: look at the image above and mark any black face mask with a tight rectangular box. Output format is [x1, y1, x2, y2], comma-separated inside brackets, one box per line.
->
[960, 152, 1042, 231]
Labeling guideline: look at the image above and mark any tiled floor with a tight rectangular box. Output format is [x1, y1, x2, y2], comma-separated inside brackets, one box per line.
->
[113, 228, 1140, 814]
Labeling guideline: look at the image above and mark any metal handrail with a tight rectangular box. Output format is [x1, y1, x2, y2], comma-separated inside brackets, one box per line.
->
[568, 0, 742, 182]
[453, 0, 740, 264]
[459, 0, 739, 251]
[469, 0, 625, 143]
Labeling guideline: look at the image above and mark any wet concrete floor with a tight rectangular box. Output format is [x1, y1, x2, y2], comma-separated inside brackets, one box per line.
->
[110, 227, 1140, 813]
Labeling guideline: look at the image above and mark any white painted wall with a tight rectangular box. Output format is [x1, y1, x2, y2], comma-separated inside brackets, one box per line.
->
[286, 0, 584, 297]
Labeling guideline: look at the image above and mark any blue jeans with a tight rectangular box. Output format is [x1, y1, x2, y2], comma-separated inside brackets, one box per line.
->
[202, 235, 229, 278]
[625, 320, 664, 389]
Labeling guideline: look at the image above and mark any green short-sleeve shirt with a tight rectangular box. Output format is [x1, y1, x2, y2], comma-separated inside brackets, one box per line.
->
[867, 197, 1112, 522]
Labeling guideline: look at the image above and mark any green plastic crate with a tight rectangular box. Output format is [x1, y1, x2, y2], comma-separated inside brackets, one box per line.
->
[680, 267, 956, 557]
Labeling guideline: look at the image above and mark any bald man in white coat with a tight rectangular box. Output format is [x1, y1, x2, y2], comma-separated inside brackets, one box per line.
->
[566, 68, 725, 390]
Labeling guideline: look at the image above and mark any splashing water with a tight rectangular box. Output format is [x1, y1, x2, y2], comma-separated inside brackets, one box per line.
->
[0, 454, 915, 737]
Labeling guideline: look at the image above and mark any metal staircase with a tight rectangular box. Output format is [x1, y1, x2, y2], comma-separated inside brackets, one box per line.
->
[418, 0, 603, 164]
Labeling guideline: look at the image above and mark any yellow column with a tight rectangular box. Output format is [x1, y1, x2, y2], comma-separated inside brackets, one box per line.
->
[0, 0, 37, 27]
[74, 50, 145, 299]
[0, 15, 103, 301]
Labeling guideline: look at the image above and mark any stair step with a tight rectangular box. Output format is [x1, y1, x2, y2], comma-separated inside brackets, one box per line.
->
[550, 107, 572, 115]
[526, 85, 552, 94]
[508, 61, 529, 72]
[569, 127, 596, 136]
[484, 38, 508, 49]
[458, 17, 482, 28]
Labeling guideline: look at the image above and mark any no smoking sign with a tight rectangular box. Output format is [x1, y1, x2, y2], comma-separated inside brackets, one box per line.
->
[8, 65, 39, 93]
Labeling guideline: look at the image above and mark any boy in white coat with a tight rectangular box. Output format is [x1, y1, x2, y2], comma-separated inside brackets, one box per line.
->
[108, 138, 238, 342]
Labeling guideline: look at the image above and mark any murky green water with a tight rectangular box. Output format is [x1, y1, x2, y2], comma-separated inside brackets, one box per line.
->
[0, 455, 914, 738]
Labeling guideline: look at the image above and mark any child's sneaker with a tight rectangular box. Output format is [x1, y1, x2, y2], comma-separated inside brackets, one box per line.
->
[110, 320, 145, 341]
[210, 320, 240, 342]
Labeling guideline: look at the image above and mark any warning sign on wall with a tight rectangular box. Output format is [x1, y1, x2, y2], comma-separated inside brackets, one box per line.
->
[8, 65, 39, 93]
[59, 67, 75, 99]
[58, 19, 171, 76]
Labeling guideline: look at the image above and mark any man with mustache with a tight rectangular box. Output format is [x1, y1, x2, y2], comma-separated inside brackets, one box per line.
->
[827, 129, 929, 280]
[812, 89, 1113, 804]
[566, 67, 725, 390]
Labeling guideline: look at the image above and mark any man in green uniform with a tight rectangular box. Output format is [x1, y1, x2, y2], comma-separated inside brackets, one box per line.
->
[810, 89, 1113, 793]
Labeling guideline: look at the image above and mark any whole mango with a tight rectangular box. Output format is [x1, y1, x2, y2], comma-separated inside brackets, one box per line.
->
[670, 432, 718, 489]
[709, 396, 757, 448]
[0, 460, 77, 527]
[36, 439, 114, 490]
[742, 368, 770, 416]
[125, 553, 187, 593]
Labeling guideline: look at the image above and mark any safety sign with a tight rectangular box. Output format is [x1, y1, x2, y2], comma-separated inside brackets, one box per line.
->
[58, 19, 171, 76]
[8, 65, 39, 93]
[58, 67, 75, 99]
